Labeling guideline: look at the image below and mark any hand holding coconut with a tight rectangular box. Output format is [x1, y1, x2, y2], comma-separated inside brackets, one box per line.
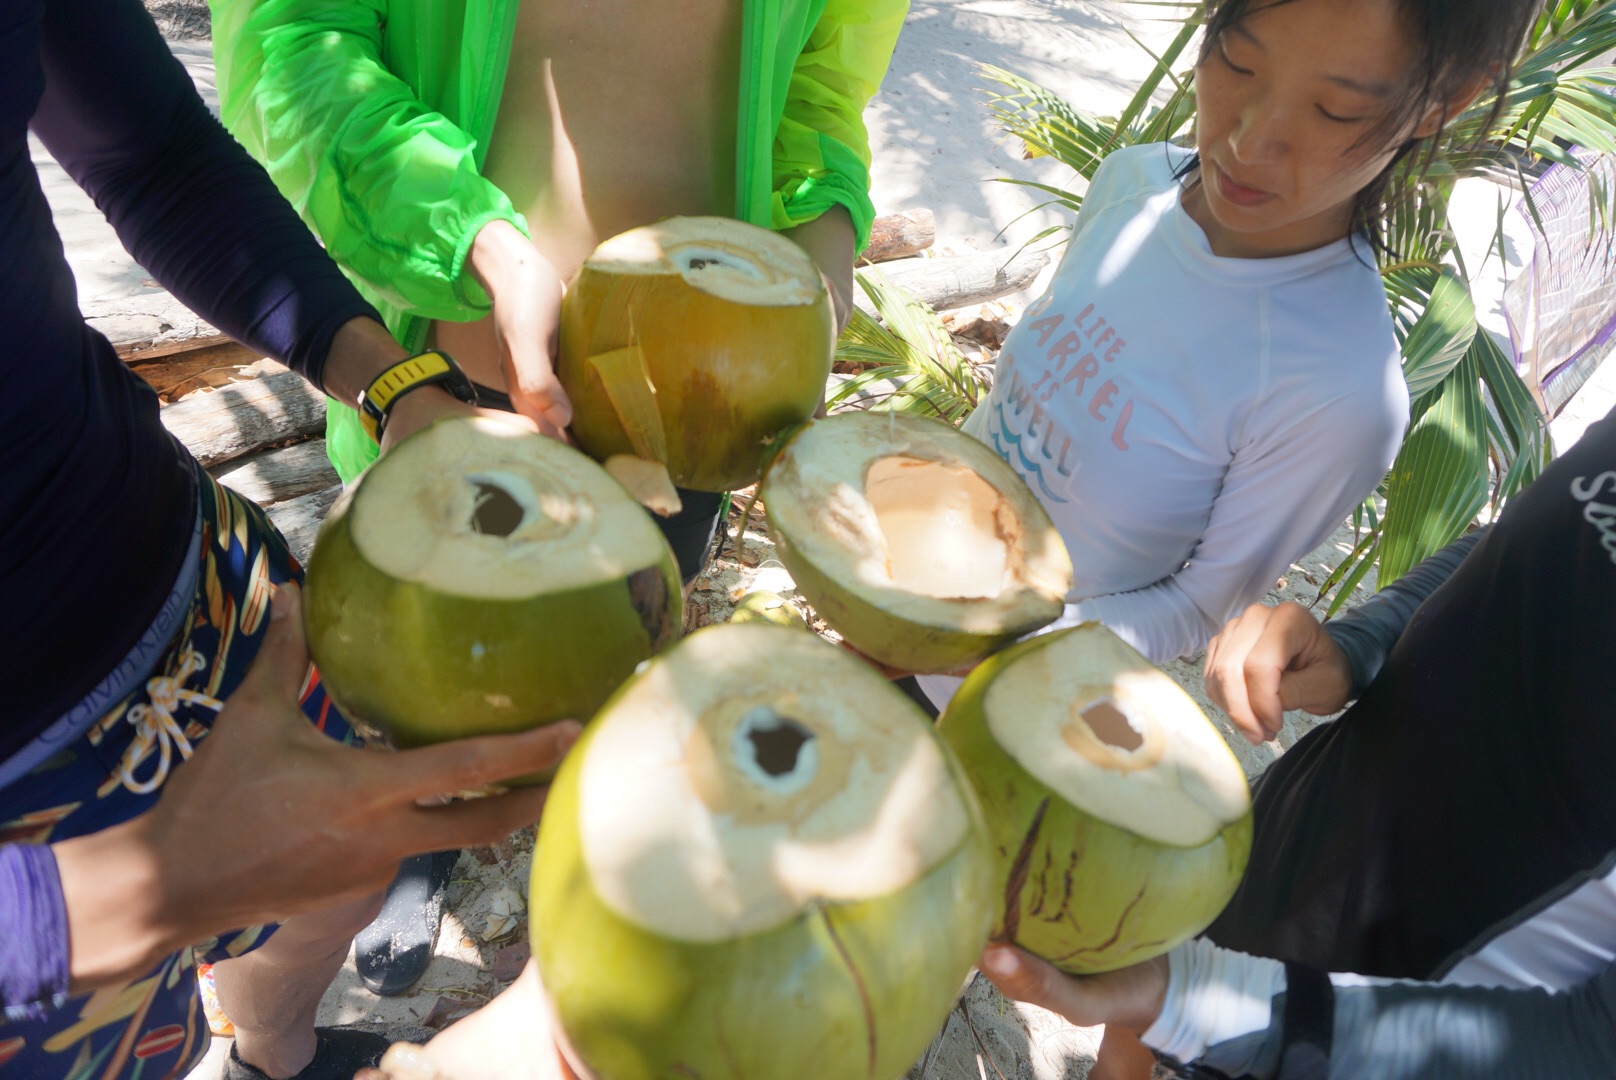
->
[979, 943, 1168, 1035]
[50, 587, 576, 994]
[1203, 602, 1353, 744]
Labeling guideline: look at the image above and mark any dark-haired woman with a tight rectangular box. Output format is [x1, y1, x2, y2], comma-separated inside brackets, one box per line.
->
[916, 0, 1541, 715]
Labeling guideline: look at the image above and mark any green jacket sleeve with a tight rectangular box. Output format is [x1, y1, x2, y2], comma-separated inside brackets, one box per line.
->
[209, 0, 523, 320]
[770, 0, 908, 253]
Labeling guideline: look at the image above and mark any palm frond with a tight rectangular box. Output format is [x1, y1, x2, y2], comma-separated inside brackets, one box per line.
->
[828, 271, 990, 424]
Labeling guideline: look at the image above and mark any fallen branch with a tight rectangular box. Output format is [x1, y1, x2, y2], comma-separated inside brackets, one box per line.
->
[856, 247, 1048, 316]
[863, 209, 936, 264]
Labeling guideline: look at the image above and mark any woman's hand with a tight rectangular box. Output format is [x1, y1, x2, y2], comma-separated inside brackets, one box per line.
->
[978, 943, 1168, 1034]
[467, 220, 573, 437]
[51, 587, 579, 994]
[1203, 602, 1353, 744]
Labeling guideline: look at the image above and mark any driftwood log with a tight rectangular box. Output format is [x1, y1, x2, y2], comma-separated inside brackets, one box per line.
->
[264, 484, 343, 564]
[213, 439, 340, 507]
[160, 370, 327, 469]
[862, 209, 936, 264]
[855, 246, 1049, 316]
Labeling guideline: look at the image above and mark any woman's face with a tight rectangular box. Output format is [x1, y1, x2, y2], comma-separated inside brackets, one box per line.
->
[1189, 0, 1441, 258]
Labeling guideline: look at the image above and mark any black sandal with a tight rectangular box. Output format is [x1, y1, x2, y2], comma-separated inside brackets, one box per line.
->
[223, 1027, 390, 1080]
[354, 849, 458, 996]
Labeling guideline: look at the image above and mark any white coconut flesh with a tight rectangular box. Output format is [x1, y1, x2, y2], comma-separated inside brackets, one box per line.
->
[585, 216, 822, 308]
[984, 624, 1249, 849]
[349, 418, 668, 599]
[770, 422, 1070, 629]
[576, 625, 971, 942]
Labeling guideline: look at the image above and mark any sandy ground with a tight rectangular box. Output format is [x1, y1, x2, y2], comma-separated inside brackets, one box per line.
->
[38, 4, 1616, 1078]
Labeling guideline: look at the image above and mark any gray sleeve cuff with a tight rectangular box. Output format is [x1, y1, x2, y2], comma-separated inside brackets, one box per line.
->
[1323, 528, 1488, 696]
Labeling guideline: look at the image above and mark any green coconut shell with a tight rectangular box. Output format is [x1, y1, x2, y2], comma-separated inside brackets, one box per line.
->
[532, 632, 996, 1080]
[761, 413, 1070, 674]
[303, 427, 681, 766]
[938, 631, 1252, 974]
[557, 217, 835, 493]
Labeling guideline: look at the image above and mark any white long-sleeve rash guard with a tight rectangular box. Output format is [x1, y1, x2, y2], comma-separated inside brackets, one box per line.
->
[921, 145, 1407, 705]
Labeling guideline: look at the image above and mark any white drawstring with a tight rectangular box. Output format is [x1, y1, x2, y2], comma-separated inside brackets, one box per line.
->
[116, 649, 224, 795]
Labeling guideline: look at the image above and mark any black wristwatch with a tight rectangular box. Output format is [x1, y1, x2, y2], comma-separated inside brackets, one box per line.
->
[357, 350, 477, 444]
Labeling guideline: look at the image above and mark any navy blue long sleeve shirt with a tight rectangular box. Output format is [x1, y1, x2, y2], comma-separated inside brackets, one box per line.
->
[1, 0, 380, 753]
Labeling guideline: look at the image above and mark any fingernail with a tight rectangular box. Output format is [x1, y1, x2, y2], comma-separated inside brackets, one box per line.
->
[981, 945, 1019, 978]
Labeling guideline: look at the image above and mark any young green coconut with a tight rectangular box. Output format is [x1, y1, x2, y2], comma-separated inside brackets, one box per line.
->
[557, 216, 835, 499]
[761, 412, 1072, 674]
[303, 417, 680, 765]
[938, 623, 1252, 974]
[532, 622, 995, 1080]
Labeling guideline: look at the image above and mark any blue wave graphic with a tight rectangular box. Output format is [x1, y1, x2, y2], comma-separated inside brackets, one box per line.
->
[990, 413, 1069, 504]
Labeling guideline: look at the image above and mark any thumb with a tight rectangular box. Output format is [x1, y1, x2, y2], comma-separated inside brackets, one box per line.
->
[979, 943, 1090, 1021]
[242, 583, 314, 703]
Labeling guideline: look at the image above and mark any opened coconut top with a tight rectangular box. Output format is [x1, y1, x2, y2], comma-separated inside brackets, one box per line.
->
[984, 624, 1250, 848]
[349, 417, 670, 600]
[576, 623, 973, 943]
[765, 413, 1072, 633]
[584, 216, 823, 308]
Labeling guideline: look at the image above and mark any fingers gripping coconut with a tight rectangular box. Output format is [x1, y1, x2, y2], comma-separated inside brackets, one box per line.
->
[762, 412, 1073, 674]
[304, 417, 681, 765]
[938, 624, 1252, 974]
[556, 217, 836, 502]
[531, 622, 996, 1080]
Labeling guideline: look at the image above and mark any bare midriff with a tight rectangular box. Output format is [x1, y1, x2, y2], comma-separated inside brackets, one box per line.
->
[434, 0, 744, 390]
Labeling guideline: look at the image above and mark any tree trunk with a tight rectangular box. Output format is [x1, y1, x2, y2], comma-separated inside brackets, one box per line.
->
[213, 439, 340, 507]
[855, 247, 1049, 315]
[160, 369, 326, 468]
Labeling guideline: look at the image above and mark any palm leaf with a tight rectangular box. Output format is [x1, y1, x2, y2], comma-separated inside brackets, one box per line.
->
[829, 271, 989, 424]
[1377, 347, 1491, 583]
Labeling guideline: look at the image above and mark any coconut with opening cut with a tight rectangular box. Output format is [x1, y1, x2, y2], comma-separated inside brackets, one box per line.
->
[761, 412, 1072, 673]
[557, 216, 835, 500]
[303, 417, 681, 765]
[532, 622, 995, 1080]
[937, 623, 1252, 974]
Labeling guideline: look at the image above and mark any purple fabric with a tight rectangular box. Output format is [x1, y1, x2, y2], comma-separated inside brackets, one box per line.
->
[0, 0, 382, 747]
[0, 844, 69, 1016]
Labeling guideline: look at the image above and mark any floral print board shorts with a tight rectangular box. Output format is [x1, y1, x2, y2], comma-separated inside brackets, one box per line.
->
[0, 470, 355, 1079]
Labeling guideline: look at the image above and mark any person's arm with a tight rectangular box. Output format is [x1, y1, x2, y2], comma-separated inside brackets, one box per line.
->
[209, 0, 524, 321]
[30, 0, 379, 393]
[211, 0, 571, 429]
[770, 0, 908, 256]
[0, 588, 577, 1011]
[980, 938, 1616, 1080]
[1149, 939, 1616, 1080]
[1045, 389, 1404, 666]
[1203, 526, 1488, 743]
[1323, 527, 1487, 696]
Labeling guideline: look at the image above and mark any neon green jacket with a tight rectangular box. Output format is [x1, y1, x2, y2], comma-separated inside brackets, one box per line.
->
[210, 0, 907, 480]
